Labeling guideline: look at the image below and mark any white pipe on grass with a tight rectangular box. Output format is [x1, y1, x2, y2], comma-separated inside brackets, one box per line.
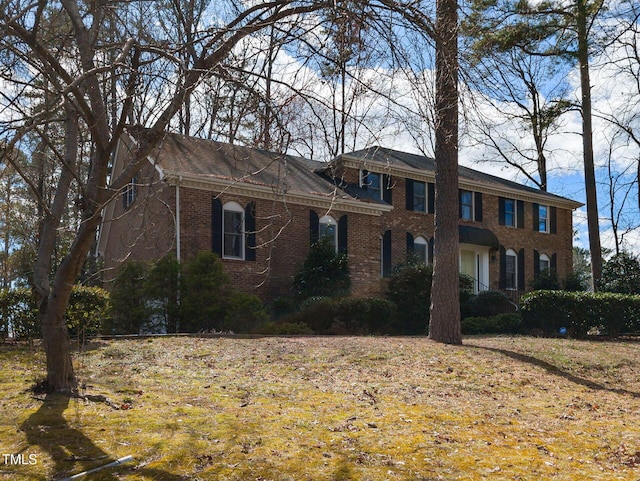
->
[58, 455, 133, 481]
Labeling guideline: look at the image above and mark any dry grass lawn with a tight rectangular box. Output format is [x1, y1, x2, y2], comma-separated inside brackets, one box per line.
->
[2, 335, 640, 480]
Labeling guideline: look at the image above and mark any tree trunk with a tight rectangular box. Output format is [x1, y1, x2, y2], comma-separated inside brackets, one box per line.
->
[576, 0, 602, 289]
[430, 0, 462, 344]
[32, 102, 79, 392]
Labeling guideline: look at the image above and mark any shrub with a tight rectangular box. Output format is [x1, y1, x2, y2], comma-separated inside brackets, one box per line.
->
[179, 252, 230, 332]
[468, 290, 515, 318]
[520, 290, 640, 337]
[0, 288, 38, 340]
[283, 297, 396, 335]
[386, 264, 475, 334]
[599, 252, 640, 295]
[66, 286, 110, 337]
[531, 269, 561, 291]
[258, 321, 314, 335]
[0, 286, 109, 341]
[386, 264, 432, 334]
[145, 254, 180, 333]
[222, 292, 269, 333]
[293, 238, 350, 299]
[461, 313, 522, 335]
[107, 260, 150, 334]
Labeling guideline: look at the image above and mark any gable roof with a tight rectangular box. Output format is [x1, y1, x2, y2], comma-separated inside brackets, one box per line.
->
[150, 132, 339, 197]
[338, 146, 583, 209]
[132, 131, 580, 211]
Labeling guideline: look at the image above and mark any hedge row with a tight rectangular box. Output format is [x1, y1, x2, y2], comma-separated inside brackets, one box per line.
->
[520, 290, 640, 337]
[271, 297, 397, 335]
[0, 287, 109, 341]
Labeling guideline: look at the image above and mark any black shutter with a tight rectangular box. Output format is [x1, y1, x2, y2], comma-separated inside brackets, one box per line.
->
[428, 237, 434, 264]
[361, 169, 369, 189]
[212, 197, 222, 256]
[245, 202, 256, 261]
[534, 250, 540, 277]
[406, 179, 414, 211]
[550, 206, 557, 234]
[532, 203, 540, 232]
[518, 248, 525, 290]
[551, 253, 557, 271]
[499, 197, 506, 226]
[310, 210, 319, 245]
[406, 232, 414, 260]
[382, 174, 392, 204]
[517, 200, 525, 229]
[474, 192, 483, 222]
[427, 182, 435, 214]
[499, 246, 506, 289]
[338, 215, 348, 254]
[458, 190, 463, 218]
[382, 230, 392, 277]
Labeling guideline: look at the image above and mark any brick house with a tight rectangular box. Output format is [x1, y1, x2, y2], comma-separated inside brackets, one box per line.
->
[97, 131, 582, 301]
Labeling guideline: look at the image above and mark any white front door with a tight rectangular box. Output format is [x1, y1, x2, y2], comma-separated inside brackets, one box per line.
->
[459, 244, 490, 293]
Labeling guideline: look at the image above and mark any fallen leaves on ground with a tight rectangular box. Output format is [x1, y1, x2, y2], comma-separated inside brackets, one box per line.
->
[1, 335, 640, 480]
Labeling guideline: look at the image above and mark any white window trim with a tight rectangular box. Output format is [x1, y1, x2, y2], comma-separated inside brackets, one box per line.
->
[460, 190, 474, 221]
[319, 215, 338, 252]
[360, 170, 383, 200]
[505, 248, 518, 290]
[222, 201, 245, 260]
[504, 198, 516, 228]
[123, 176, 137, 210]
[414, 236, 428, 264]
[539, 205, 549, 233]
[413, 181, 427, 213]
[539, 253, 550, 272]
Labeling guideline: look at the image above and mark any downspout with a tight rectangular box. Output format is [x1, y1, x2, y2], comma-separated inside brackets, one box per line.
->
[175, 177, 181, 334]
[176, 177, 181, 263]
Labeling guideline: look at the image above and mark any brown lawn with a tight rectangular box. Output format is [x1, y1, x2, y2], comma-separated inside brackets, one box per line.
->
[1, 335, 640, 480]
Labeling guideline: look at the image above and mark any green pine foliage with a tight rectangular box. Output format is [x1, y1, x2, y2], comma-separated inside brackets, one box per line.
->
[293, 238, 350, 299]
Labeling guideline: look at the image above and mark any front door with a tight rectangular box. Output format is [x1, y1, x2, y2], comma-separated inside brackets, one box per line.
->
[460, 249, 475, 280]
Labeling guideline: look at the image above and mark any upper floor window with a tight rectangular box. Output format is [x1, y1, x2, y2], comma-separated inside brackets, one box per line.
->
[500, 198, 524, 229]
[504, 199, 516, 227]
[460, 190, 482, 221]
[223, 202, 244, 259]
[319, 215, 338, 251]
[460, 190, 473, 220]
[538, 205, 549, 233]
[361, 170, 382, 199]
[361, 170, 392, 203]
[122, 176, 137, 210]
[413, 181, 426, 212]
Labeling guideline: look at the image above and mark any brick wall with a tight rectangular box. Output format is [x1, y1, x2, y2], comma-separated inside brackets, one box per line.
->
[178, 188, 386, 300]
[339, 164, 575, 290]
[100, 161, 175, 282]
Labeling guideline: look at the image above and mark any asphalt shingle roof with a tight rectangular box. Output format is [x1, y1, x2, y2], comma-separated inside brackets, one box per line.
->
[149, 132, 349, 198]
[341, 146, 580, 206]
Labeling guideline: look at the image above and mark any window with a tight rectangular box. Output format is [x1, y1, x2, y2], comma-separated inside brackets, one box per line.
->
[539, 205, 549, 232]
[122, 176, 137, 210]
[413, 181, 426, 212]
[460, 190, 473, 220]
[539, 253, 550, 272]
[504, 199, 516, 227]
[361, 170, 382, 199]
[414, 236, 428, 264]
[319, 215, 338, 251]
[223, 202, 244, 259]
[505, 249, 517, 290]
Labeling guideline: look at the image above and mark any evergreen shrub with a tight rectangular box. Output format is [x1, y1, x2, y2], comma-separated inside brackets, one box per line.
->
[520, 290, 640, 337]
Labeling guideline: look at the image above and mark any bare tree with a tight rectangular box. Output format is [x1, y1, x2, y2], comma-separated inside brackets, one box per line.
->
[1, 0, 468, 389]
